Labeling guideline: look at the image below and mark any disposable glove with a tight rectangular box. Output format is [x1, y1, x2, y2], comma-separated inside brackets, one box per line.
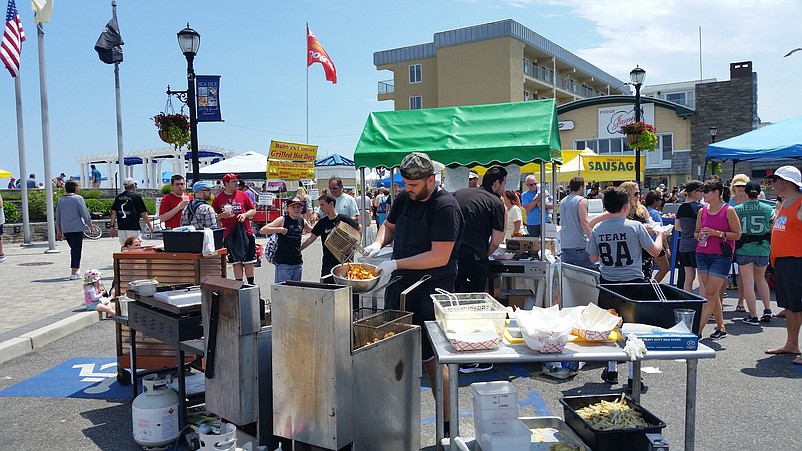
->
[363, 242, 382, 259]
[623, 333, 647, 361]
[376, 259, 398, 287]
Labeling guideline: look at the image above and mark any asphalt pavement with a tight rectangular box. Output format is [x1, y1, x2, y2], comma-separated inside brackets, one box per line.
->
[0, 233, 801, 449]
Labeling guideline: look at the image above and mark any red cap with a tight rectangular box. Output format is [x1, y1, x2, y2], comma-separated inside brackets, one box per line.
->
[222, 173, 240, 184]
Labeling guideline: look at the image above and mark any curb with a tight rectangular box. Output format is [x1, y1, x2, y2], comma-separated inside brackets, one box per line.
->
[0, 312, 100, 366]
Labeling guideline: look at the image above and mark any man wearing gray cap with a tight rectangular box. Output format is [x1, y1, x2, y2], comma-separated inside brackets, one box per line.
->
[364, 151, 464, 436]
[110, 177, 153, 245]
[181, 181, 218, 230]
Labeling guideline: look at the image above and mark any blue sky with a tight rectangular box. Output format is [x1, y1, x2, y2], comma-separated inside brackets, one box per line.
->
[2, 0, 801, 181]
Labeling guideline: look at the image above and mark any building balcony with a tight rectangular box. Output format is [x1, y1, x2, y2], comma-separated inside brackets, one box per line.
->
[377, 80, 394, 101]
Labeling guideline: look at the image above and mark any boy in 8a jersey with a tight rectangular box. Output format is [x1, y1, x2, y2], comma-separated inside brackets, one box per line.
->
[587, 186, 670, 283]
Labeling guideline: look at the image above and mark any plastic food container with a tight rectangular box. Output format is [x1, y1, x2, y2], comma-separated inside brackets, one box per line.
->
[128, 279, 158, 296]
[597, 283, 706, 333]
[560, 394, 667, 451]
[476, 419, 530, 451]
[470, 381, 518, 410]
[431, 293, 507, 335]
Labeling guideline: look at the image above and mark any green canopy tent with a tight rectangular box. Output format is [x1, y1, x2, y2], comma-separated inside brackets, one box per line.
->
[353, 99, 563, 169]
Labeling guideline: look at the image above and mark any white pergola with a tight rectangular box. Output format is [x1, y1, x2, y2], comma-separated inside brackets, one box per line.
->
[75, 145, 236, 189]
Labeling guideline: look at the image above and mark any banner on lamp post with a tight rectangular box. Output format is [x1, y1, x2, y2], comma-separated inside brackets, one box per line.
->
[196, 75, 222, 122]
[267, 140, 318, 162]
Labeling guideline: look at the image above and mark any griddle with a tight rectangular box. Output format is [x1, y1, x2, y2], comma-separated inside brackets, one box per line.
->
[128, 285, 202, 315]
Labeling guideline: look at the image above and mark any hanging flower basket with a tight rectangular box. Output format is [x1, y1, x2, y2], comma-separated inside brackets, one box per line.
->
[152, 112, 191, 150]
[620, 121, 658, 151]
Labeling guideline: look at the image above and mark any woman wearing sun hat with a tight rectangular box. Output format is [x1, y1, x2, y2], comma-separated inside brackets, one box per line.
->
[765, 166, 802, 361]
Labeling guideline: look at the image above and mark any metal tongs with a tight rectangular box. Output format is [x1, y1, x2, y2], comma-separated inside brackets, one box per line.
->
[651, 278, 668, 301]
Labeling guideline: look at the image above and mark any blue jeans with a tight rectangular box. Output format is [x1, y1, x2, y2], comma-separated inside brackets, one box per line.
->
[561, 247, 598, 271]
[275, 264, 303, 284]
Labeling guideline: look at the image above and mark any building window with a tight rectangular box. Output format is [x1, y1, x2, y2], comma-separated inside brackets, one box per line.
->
[409, 64, 422, 84]
[409, 96, 422, 110]
[659, 134, 673, 161]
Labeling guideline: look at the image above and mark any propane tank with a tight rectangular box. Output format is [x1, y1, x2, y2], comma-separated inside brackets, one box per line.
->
[132, 374, 181, 447]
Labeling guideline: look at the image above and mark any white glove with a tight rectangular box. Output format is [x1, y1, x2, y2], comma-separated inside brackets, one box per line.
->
[623, 333, 647, 361]
[363, 242, 382, 259]
[376, 259, 398, 287]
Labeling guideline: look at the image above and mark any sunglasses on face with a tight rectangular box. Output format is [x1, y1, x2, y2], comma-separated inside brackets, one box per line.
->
[702, 188, 716, 193]
[329, 186, 341, 190]
[528, 183, 537, 186]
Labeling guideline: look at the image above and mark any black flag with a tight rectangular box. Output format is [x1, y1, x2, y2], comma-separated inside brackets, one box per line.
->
[95, 14, 124, 64]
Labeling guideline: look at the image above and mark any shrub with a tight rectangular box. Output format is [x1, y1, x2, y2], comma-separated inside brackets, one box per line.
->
[144, 198, 157, 215]
[3, 199, 19, 223]
[82, 189, 103, 199]
[26, 189, 62, 222]
[161, 184, 173, 195]
[84, 199, 114, 216]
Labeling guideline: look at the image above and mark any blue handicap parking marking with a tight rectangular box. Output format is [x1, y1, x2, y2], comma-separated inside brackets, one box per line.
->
[419, 363, 551, 425]
[0, 357, 133, 400]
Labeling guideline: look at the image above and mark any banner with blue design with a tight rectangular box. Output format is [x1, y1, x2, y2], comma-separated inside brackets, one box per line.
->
[196, 75, 222, 122]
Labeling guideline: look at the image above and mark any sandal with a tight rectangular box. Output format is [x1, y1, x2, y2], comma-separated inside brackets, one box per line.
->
[735, 305, 746, 313]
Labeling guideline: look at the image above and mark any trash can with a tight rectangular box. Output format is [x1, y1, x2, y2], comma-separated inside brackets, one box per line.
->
[597, 283, 706, 334]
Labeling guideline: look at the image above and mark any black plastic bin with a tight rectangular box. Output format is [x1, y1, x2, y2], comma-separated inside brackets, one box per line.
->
[560, 394, 667, 451]
[597, 283, 706, 334]
[162, 228, 224, 253]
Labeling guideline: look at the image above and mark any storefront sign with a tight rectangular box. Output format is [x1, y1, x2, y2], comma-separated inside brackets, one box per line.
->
[582, 155, 645, 174]
[597, 103, 655, 139]
[196, 75, 222, 122]
[268, 140, 318, 162]
[267, 160, 316, 180]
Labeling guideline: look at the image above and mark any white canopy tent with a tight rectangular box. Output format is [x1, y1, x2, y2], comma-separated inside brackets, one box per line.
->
[199, 151, 268, 180]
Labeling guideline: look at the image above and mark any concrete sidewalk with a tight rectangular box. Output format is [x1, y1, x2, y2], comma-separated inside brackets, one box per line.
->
[0, 232, 331, 365]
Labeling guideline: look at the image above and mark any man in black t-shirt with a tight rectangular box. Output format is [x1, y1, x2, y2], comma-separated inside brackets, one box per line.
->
[363, 152, 464, 437]
[109, 178, 153, 245]
[453, 166, 507, 293]
[301, 194, 360, 278]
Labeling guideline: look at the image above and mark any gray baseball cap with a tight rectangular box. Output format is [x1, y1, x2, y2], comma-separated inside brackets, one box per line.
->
[400, 152, 443, 180]
[123, 177, 137, 188]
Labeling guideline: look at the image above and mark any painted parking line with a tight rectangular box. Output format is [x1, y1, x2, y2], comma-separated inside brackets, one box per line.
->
[0, 357, 132, 400]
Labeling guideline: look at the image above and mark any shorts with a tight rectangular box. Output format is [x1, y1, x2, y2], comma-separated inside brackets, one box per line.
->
[0, 224, 4, 235]
[677, 251, 698, 268]
[226, 233, 257, 264]
[117, 229, 140, 245]
[86, 301, 101, 311]
[734, 254, 769, 267]
[773, 257, 802, 313]
[560, 248, 598, 271]
[384, 274, 455, 362]
[696, 253, 731, 278]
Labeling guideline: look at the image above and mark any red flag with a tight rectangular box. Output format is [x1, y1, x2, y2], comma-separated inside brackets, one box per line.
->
[307, 25, 336, 84]
[1, 0, 25, 77]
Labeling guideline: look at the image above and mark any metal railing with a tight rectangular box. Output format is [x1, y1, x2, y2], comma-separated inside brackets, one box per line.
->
[378, 80, 394, 95]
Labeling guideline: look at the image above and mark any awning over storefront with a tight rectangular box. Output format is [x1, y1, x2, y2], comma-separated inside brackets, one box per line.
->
[354, 99, 562, 169]
[559, 154, 645, 183]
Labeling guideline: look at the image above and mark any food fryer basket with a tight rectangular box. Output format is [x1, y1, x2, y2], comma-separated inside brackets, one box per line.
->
[353, 310, 413, 349]
[325, 221, 367, 263]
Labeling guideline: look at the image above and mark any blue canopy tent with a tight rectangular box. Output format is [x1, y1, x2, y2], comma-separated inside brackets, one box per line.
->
[375, 172, 404, 188]
[706, 115, 802, 176]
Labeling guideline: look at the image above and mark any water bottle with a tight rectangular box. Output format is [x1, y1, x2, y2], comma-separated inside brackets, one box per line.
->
[699, 232, 709, 247]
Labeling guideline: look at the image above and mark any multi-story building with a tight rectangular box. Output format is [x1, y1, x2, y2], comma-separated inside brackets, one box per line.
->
[373, 19, 628, 110]
[373, 20, 759, 190]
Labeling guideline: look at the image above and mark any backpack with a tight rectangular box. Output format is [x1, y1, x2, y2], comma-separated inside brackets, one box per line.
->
[377, 195, 388, 214]
[264, 233, 279, 265]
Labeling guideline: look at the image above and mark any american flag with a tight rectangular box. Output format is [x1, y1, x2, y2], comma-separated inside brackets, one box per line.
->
[1, 0, 25, 77]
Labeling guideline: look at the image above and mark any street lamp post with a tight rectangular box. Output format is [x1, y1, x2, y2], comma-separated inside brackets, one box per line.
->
[630, 66, 646, 186]
[709, 126, 719, 175]
[167, 24, 201, 184]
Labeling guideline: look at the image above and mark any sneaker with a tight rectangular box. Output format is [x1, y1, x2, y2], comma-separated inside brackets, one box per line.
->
[742, 316, 760, 326]
[709, 329, 727, 340]
[708, 315, 716, 323]
[458, 363, 493, 374]
[69, 273, 81, 280]
[625, 378, 648, 394]
[0, 254, 6, 262]
[601, 368, 619, 384]
[760, 310, 773, 323]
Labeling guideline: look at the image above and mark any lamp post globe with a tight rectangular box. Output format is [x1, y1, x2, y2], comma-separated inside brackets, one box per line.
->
[630, 66, 646, 186]
[709, 126, 718, 143]
[177, 24, 201, 184]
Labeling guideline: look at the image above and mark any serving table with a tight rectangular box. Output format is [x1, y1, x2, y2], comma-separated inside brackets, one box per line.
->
[426, 321, 716, 451]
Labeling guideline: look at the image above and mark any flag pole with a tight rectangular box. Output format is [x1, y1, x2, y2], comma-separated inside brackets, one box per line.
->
[37, 23, 58, 253]
[305, 22, 309, 144]
[13, 77, 32, 246]
[112, 1, 125, 193]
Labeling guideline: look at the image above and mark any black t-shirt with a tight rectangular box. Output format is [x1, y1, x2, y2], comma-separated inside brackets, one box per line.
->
[453, 187, 505, 261]
[312, 213, 360, 275]
[677, 201, 703, 252]
[275, 215, 304, 265]
[386, 187, 463, 282]
[111, 191, 148, 231]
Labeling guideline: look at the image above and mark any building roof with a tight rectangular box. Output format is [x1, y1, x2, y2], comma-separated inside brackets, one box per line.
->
[374, 19, 626, 90]
[315, 153, 354, 167]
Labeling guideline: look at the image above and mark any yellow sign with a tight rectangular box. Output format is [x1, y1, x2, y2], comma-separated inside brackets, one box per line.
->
[581, 156, 642, 174]
[268, 140, 318, 162]
[267, 160, 316, 180]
